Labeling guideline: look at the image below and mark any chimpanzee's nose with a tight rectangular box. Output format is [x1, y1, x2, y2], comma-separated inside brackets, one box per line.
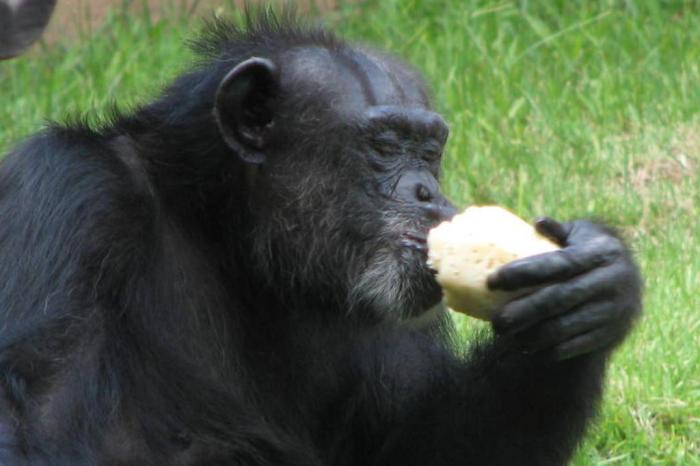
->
[396, 170, 458, 222]
[421, 197, 458, 222]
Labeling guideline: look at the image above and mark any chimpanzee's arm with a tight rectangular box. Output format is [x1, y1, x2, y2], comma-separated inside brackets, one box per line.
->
[355, 219, 641, 466]
[358, 336, 606, 466]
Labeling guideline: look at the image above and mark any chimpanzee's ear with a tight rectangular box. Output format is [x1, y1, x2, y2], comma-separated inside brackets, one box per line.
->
[214, 57, 279, 164]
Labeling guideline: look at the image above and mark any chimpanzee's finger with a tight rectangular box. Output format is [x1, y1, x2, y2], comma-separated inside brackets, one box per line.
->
[565, 220, 629, 248]
[533, 217, 570, 246]
[515, 300, 617, 353]
[487, 237, 623, 292]
[552, 326, 622, 360]
[491, 261, 625, 335]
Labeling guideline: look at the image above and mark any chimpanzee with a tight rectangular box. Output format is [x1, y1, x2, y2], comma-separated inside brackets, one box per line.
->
[0, 11, 641, 466]
[0, 0, 57, 59]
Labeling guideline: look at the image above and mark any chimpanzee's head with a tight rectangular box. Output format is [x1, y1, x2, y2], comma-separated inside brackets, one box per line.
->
[209, 16, 456, 320]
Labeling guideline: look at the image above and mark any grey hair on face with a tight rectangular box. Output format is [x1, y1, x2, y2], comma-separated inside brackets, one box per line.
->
[346, 212, 432, 319]
[348, 248, 404, 317]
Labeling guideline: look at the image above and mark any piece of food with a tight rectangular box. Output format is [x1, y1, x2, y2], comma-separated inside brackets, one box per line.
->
[427, 206, 560, 320]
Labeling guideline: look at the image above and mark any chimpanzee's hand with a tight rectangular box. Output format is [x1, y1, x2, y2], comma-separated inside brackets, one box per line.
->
[487, 218, 642, 360]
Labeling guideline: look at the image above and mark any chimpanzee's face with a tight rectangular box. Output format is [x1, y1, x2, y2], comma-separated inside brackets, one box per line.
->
[215, 45, 456, 319]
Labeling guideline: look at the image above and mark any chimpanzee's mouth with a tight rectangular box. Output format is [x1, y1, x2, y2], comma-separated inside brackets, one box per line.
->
[400, 232, 428, 253]
[399, 230, 441, 305]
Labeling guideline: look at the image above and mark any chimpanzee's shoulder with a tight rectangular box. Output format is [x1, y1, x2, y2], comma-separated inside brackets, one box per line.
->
[0, 125, 158, 260]
[2, 125, 153, 212]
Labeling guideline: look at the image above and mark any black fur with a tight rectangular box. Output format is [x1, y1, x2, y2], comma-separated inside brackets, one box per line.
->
[0, 11, 640, 466]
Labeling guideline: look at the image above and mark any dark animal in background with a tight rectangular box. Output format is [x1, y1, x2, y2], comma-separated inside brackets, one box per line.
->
[0, 0, 56, 59]
[0, 12, 641, 465]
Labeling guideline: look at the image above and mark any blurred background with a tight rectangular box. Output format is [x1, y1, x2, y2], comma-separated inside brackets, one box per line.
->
[1, 1, 699, 464]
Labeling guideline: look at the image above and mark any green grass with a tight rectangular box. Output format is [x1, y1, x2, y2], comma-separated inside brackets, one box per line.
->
[1, 0, 699, 464]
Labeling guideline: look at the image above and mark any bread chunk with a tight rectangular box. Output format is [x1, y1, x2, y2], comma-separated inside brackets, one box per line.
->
[427, 206, 560, 320]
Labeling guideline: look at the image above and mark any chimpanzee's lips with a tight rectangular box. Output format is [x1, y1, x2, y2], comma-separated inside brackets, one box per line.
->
[396, 231, 443, 316]
[400, 232, 428, 253]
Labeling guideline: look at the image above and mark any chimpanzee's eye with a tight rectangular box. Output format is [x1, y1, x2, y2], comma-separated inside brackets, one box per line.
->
[370, 129, 401, 157]
[422, 140, 443, 163]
